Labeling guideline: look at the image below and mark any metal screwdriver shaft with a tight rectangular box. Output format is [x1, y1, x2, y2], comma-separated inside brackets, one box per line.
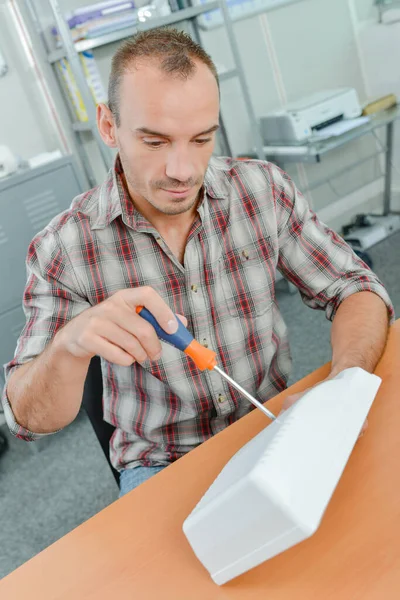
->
[213, 366, 276, 420]
[136, 306, 277, 421]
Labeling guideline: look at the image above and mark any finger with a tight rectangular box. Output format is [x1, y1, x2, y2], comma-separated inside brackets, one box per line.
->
[100, 321, 159, 362]
[358, 418, 368, 440]
[101, 306, 163, 360]
[112, 310, 187, 361]
[121, 287, 179, 334]
[83, 334, 136, 367]
[280, 392, 305, 413]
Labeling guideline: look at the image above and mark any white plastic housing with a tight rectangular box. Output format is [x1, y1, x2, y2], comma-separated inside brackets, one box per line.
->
[183, 368, 381, 585]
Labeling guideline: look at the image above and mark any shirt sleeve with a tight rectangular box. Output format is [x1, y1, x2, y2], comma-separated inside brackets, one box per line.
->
[1, 227, 90, 441]
[265, 162, 395, 323]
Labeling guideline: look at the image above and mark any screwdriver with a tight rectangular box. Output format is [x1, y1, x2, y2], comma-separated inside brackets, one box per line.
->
[136, 306, 276, 421]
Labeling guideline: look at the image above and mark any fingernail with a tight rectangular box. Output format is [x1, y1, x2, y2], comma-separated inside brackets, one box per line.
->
[167, 319, 178, 333]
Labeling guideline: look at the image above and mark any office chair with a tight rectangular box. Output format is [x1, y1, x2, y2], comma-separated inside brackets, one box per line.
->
[82, 356, 120, 485]
[0, 430, 8, 457]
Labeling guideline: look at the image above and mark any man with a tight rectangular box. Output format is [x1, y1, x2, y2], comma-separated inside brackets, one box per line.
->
[2, 29, 394, 497]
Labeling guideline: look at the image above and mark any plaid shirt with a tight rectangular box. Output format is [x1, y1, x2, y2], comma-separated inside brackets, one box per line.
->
[2, 156, 394, 471]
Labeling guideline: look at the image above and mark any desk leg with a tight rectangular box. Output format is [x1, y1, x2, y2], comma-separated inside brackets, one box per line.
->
[383, 122, 394, 216]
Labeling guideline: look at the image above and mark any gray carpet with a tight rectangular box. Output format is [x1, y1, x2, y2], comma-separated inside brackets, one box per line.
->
[0, 232, 399, 580]
[0, 411, 118, 579]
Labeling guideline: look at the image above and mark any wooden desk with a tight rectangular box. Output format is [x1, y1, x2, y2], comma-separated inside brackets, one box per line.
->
[2, 321, 400, 600]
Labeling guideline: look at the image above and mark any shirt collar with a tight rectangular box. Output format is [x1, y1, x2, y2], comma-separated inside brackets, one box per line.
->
[204, 156, 230, 200]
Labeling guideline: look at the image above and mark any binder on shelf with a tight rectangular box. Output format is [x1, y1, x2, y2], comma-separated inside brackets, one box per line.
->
[57, 58, 87, 122]
[65, 1, 137, 28]
[57, 51, 107, 122]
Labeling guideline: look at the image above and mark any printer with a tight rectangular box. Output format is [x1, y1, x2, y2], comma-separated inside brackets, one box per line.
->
[260, 88, 362, 144]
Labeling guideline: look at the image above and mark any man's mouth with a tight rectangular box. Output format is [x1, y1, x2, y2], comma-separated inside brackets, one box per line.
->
[162, 188, 192, 197]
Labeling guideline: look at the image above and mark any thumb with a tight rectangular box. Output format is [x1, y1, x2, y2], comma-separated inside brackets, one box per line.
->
[280, 390, 306, 413]
[176, 314, 188, 328]
[121, 287, 179, 334]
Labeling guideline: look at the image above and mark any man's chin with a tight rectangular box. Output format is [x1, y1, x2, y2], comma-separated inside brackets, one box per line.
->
[152, 190, 200, 215]
[160, 201, 196, 216]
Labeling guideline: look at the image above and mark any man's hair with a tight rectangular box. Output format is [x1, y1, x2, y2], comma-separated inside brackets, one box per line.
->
[108, 27, 219, 127]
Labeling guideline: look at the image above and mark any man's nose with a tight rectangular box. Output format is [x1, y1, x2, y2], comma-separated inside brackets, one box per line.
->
[165, 148, 196, 184]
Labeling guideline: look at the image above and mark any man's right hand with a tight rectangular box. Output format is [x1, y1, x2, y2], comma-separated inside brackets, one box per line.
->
[54, 287, 185, 366]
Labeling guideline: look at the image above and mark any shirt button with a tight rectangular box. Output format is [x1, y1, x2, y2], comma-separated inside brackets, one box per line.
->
[218, 394, 226, 404]
[156, 236, 162, 242]
[242, 249, 249, 259]
[202, 338, 208, 348]
[191, 284, 198, 293]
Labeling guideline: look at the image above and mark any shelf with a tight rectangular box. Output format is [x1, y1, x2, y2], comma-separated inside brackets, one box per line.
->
[218, 68, 237, 82]
[48, 2, 219, 63]
[48, 48, 65, 63]
[376, 0, 400, 22]
[72, 122, 92, 132]
[262, 106, 400, 164]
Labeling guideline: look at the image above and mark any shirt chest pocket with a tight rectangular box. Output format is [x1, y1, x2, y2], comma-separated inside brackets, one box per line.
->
[218, 242, 275, 318]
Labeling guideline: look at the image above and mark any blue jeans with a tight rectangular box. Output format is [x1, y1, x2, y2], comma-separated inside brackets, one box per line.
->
[119, 465, 166, 498]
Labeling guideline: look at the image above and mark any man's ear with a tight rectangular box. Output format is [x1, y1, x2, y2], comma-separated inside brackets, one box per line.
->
[97, 103, 118, 147]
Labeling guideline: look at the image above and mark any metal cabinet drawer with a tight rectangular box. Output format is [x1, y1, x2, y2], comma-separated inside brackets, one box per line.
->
[0, 158, 84, 313]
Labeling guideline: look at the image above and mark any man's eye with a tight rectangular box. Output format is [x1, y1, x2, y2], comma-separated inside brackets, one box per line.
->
[195, 138, 211, 145]
[144, 140, 164, 148]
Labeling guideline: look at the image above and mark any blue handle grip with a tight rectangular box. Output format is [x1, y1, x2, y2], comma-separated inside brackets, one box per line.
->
[137, 306, 194, 352]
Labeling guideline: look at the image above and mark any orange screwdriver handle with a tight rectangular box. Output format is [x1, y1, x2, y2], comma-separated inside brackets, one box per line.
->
[136, 306, 217, 371]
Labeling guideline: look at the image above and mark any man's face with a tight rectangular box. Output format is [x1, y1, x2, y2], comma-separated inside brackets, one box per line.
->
[108, 60, 220, 216]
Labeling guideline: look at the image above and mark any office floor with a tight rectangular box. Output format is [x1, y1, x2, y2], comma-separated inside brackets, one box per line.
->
[0, 232, 399, 580]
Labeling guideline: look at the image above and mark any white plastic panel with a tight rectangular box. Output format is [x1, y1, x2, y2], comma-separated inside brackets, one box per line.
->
[183, 367, 381, 585]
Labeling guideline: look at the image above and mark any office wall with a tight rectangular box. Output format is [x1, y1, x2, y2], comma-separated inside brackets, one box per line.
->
[354, 0, 378, 22]
[357, 16, 400, 195]
[0, 2, 59, 160]
[85, 0, 383, 229]
[200, 0, 389, 228]
[0, 1, 96, 185]
[3, 0, 398, 229]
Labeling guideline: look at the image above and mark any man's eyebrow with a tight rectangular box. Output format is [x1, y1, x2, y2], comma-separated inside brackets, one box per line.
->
[134, 124, 220, 138]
